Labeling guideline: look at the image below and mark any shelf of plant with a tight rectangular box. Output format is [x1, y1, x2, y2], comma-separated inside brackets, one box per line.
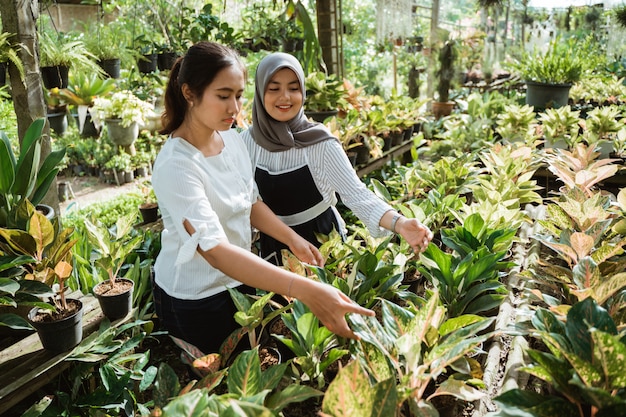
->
[356, 139, 415, 178]
[0, 291, 135, 415]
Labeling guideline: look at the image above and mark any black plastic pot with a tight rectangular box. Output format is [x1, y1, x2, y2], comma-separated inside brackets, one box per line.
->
[139, 202, 159, 224]
[47, 111, 68, 136]
[157, 51, 178, 71]
[93, 278, 134, 321]
[41, 65, 69, 89]
[137, 53, 157, 74]
[28, 299, 83, 353]
[525, 80, 572, 110]
[99, 58, 121, 79]
[71, 112, 101, 138]
[304, 109, 338, 123]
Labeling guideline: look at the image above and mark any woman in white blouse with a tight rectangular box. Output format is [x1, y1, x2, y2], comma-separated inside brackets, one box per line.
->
[242, 52, 433, 265]
[151, 42, 374, 354]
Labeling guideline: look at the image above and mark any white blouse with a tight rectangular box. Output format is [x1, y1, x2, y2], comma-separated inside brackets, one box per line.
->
[241, 129, 392, 238]
[152, 129, 258, 300]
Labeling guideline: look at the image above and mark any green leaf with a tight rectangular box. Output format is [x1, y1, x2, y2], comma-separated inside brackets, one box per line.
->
[0, 277, 20, 296]
[154, 362, 182, 409]
[0, 133, 16, 194]
[591, 330, 626, 388]
[432, 378, 485, 402]
[322, 360, 397, 417]
[566, 297, 616, 361]
[265, 384, 322, 412]
[494, 389, 579, 417]
[227, 348, 261, 398]
[0, 312, 33, 330]
[161, 389, 211, 416]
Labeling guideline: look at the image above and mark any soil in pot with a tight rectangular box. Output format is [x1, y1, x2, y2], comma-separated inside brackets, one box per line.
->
[93, 278, 134, 320]
[28, 299, 83, 352]
[259, 345, 281, 370]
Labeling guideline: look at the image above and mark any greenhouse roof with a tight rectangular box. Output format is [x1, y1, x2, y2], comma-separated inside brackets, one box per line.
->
[528, 0, 621, 8]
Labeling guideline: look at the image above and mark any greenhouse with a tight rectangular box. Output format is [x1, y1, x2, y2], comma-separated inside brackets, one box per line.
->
[0, 0, 625, 416]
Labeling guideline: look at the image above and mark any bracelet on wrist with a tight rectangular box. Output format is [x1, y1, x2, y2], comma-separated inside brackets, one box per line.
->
[390, 213, 402, 234]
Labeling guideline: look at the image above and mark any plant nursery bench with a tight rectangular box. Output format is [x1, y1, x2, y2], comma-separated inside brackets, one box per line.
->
[0, 290, 133, 415]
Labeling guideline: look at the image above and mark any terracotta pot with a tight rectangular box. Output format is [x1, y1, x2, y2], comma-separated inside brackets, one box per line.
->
[432, 101, 455, 119]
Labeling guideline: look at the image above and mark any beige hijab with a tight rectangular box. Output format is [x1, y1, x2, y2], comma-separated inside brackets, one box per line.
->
[249, 52, 336, 152]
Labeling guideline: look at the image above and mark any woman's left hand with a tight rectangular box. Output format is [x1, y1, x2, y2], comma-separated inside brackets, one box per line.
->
[289, 237, 325, 267]
[397, 217, 434, 253]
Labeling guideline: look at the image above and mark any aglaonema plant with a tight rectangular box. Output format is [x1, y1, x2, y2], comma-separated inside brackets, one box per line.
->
[0, 117, 66, 229]
[525, 186, 626, 318]
[490, 297, 626, 417]
[152, 347, 322, 416]
[219, 287, 291, 366]
[418, 214, 514, 318]
[323, 292, 494, 416]
[274, 300, 350, 389]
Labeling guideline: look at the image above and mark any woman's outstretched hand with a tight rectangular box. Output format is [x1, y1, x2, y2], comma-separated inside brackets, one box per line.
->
[288, 236, 325, 267]
[293, 279, 375, 340]
[397, 217, 434, 254]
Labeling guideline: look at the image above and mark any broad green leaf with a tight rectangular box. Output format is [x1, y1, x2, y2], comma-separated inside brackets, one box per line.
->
[161, 389, 211, 416]
[265, 384, 322, 412]
[0, 134, 15, 194]
[566, 297, 616, 361]
[591, 330, 626, 388]
[0, 277, 20, 295]
[0, 312, 33, 330]
[154, 362, 182, 409]
[227, 349, 261, 397]
[322, 360, 397, 417]
[432, 377, 485, 402]
[494, 389, 579, 417]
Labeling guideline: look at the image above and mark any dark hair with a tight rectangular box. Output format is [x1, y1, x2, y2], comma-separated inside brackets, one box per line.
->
[160, 41, 246, 134]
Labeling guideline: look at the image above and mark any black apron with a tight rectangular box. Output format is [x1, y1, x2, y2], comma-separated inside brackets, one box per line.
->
[255, 163, 339, 265]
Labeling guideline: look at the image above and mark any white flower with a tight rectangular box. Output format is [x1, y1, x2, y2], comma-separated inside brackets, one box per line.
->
[92, 90, 154, 127]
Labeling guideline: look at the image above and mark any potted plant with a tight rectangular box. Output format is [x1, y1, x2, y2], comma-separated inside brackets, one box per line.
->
[304, 71, 346, 122]
[512, 37, 584, 110]
[0, 118, 66, 229]
[38, 31, 100, 89]
[104, 152, 133, 186]
[56, 72, 117, 137]
[0, 202, 82, 353]
[92, 90, 154, 152]
[433, 39, 458, 119]
[84, 23, 129, 79]
[44, 88, 68, 136]
[134, 34, 159, 74]
[84, 213, 143, 321]
[138, 182, 159, 224]
[0, 31, 24, 86]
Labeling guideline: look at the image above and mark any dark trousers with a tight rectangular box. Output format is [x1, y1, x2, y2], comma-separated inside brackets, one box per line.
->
[152, 280, 254, 354]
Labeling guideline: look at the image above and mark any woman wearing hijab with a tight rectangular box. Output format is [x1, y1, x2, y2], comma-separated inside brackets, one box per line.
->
[241, 52, 433, 265]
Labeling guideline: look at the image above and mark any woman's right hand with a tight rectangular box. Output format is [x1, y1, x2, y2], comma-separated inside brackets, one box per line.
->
[292, 278, 375, 340]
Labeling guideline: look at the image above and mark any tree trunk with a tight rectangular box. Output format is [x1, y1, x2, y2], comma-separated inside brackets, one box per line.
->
[427, 0, 440, 101]
[0, 0, 61, 215]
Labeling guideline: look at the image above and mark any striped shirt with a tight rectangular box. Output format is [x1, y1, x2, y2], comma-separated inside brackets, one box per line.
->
[241, 129, 393, 238]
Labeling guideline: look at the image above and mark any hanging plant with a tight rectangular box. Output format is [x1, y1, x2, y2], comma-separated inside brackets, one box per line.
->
[615, 5, 626, 29]
[476, 0, 504, 8]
